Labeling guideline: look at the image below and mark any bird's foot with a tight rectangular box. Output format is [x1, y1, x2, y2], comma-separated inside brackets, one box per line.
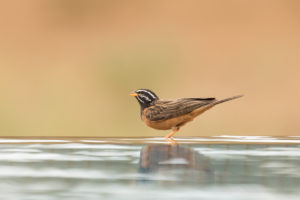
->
[164, 136, 177, 145]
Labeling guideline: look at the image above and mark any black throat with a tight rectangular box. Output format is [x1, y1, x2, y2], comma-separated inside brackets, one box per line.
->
[136, 97, 155, 111]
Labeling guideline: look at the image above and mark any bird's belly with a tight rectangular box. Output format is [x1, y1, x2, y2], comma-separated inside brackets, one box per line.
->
[141, 105, 215, 130]
[142, 113, 194, 130]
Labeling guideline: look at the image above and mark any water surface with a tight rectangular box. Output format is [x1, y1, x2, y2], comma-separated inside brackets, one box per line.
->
[0, 136, 299, 200]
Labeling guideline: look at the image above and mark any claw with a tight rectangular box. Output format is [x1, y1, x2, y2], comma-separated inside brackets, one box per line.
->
[164, 136, 177, 145]
[164, 128, 180, 145]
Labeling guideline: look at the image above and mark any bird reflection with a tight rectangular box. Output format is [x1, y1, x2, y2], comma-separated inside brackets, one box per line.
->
[138, 144, 213, 184]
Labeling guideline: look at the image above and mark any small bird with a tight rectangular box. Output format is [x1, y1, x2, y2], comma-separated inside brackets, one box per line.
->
[130, 89, 243, 143]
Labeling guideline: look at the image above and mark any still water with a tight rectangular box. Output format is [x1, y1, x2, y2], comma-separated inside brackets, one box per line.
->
[0, 136, 299, 200]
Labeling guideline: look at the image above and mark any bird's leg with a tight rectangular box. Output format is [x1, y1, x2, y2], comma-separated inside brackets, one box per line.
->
[165, 127, 179, 144]
[165, 127, 180, 139]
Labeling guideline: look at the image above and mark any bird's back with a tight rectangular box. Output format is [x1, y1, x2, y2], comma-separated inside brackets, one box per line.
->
[144, 98, 216, 121]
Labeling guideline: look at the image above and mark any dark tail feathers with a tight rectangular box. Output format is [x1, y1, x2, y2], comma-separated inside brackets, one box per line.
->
[212, 95, 243, 106]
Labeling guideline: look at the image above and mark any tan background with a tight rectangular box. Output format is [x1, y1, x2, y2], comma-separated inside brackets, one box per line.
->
[0, 0, 299, 137]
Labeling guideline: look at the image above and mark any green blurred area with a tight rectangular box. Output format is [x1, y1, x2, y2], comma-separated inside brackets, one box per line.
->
[0, 0, 299, 137]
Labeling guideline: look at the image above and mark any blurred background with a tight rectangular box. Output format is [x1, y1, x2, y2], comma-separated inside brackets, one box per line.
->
[0, 0, 299, 137]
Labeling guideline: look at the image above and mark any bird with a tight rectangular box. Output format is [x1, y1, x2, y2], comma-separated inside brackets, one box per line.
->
[130, 89, 243, 143]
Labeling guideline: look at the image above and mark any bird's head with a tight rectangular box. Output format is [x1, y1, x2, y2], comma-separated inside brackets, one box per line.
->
[130, 89, 159, 109]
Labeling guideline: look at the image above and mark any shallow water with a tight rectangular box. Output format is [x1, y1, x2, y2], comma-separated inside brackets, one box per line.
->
[0, 136, 299, 200]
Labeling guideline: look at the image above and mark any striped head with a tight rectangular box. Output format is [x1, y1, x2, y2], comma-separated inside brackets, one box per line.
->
[130, 89, 159, 110]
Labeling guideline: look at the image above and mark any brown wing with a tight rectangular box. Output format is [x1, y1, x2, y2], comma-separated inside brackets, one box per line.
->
[145, 98, 216, 121]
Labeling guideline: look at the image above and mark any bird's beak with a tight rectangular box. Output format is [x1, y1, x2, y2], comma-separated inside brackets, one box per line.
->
[130, 92, 138, 97]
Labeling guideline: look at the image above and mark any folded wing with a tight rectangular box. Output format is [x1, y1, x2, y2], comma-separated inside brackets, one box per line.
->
[145, 98, 216, 121]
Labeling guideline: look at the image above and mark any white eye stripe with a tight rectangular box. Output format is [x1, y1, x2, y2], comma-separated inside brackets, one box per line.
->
[139, 94, 150, 101]
[136, 89, 157, 99]
[136, 96, 144, 103]
[145, 91, 156, 99]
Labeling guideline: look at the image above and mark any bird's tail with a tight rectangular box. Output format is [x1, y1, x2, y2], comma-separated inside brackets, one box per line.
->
[212, 95, 244, 106]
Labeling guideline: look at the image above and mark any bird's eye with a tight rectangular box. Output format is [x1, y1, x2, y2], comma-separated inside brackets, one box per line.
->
[139, 94, 150, 101]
